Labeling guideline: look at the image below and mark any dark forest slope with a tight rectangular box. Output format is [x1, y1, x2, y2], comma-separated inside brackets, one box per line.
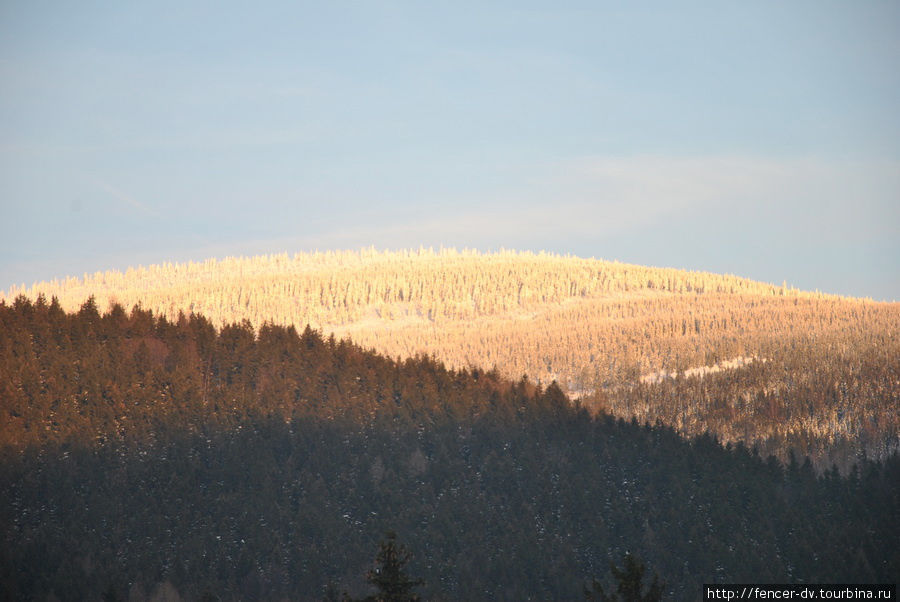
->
[1, 298, 897, 600]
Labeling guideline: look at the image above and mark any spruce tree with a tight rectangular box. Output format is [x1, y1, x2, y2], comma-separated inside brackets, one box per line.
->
[362, 532, 424, 602]
[585, 552, 663, 601]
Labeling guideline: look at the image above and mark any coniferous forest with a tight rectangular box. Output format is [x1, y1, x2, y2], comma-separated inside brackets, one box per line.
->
[6, 249, 898, 469]
[7, 0, 900, 596]
[1, 296, 897, 600]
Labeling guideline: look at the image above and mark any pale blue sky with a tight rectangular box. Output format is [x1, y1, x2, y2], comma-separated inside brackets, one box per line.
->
[2, 1, 898, 299]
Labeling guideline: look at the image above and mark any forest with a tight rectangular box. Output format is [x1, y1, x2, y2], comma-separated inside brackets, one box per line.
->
[4, 248, 898, 468]
[1, 297, 897, 600]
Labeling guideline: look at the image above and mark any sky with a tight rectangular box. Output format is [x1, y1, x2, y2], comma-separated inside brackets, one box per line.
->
[2, 1, 899, 300]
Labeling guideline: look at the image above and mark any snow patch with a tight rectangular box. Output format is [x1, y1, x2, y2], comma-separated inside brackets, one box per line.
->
[640, 356, 765, 384]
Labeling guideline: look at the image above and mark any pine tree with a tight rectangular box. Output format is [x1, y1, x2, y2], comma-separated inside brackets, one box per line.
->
[585, 552, 663, 601]
[361, 532, 424, 602]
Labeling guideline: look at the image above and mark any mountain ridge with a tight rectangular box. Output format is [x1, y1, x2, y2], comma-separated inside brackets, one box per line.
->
[3, 248, 897, 467]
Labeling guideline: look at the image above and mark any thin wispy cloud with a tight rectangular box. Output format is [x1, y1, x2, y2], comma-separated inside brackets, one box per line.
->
[230, 154, 898, 299]
[553, 155, 899, 214]
[224, 154, 899, 253]
[408, 155, 900, 239]
[501, 155, 899, 244]
[90, 177, 159, 218]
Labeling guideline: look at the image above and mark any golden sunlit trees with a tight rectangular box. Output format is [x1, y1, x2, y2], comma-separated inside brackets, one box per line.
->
[4, 248, 897, 466]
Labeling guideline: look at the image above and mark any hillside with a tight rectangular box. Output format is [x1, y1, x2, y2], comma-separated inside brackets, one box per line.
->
[1, 299, 897, 600]
[4, 248, 898, 466]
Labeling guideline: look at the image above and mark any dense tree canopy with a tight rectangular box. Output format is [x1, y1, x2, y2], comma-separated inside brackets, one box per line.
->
[1, 298, 897, 600]
[4, 249, 897, 467]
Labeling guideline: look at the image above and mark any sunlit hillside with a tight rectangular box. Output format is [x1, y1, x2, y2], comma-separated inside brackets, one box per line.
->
[4, 248, 898, 466]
